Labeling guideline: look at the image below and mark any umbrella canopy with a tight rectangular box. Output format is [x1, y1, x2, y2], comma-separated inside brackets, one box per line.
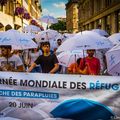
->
[51, 33, 64, 49]
[56, 31, 113, 53]
[105, 43, 120, 76]
[108, 33, 120, 45]
[55, 33, 64, 41]
[91, 29, 109, 37]
[23, 25, 41, 33]
[40, 15, 58, 24]
[0, 117, 21, 120]
[63, 33, 75, 41]
[0, 31, 17, 46]
[0, 30, 38, 50]
[25, 32, 35, 39]
[35, 29, 59, 42]
[51, 99, 114, 120]
[57, 50, 85, 67]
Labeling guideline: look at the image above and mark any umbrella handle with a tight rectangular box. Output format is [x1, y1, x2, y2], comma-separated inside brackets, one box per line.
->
[83, 50, 86, 67]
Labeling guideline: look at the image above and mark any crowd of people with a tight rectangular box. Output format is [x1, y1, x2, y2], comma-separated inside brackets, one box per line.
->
[0, 36, 110, 76]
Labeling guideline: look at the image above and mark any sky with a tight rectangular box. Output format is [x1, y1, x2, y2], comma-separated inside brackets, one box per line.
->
[41, 0, 68, 18]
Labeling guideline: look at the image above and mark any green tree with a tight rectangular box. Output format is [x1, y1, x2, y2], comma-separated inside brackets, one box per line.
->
[49, 20, 66, 32]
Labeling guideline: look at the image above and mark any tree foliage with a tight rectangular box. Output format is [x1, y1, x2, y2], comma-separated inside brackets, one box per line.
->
[49, 20, 66, 31]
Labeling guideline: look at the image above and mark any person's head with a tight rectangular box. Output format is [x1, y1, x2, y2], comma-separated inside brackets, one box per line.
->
[31, 47, 39, 53]
[0, 45, 12, 57]
[57, 39, 62, 46]
[41, 42, 50, 53]
[87, 49, 95, 58]
[41, 38, 45, 41]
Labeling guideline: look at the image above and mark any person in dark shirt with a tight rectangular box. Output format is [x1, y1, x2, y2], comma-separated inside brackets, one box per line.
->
[28, 42, 59, 73]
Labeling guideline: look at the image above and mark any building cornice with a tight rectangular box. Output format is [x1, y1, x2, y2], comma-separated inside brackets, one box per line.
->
[66, 0, 78, 9]
[79, 2, 120, 25]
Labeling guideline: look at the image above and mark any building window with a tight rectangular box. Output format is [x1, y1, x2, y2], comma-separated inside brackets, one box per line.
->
[0, 5, 3, 11]
[105, 0, 112, 7]
[91, 22, 94, 29]
[97, 0, 101, 12]
[96, 19, 102, 29]
[83, 25, 85, 30]
[5, 1, 11, 15]
[105, 15, 111, 34]
[25, 0, 28, 3]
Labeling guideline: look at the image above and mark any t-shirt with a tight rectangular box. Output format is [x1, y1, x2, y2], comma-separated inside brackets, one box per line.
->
[29, 51, 41, 64]
[0, 54, 23, 71]
[35, 54, 58, 73]
[79, 57, 100, 75]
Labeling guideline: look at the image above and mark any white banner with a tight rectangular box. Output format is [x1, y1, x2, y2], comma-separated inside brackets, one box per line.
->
[0, 72, 120, 120]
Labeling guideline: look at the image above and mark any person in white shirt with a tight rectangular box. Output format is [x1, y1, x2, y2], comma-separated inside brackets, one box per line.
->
[28, 48, 41, 72]
[0, 45, 24, 72]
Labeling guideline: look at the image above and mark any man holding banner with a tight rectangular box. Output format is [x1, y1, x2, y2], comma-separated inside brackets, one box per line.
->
[28, 42, 59, 73]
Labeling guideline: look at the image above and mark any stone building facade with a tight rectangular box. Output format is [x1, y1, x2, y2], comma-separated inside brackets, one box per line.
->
[0, 0, 42, 31]
[78, 0, 120, 34]
[66, 0, 78, 33]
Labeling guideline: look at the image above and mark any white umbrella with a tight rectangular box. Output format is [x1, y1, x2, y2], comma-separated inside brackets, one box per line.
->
[57, 50, 85, 67]
[55, 33, 64, 41]
[23, 25, 41, 33]
[0, 30, 18, 46]
[40, 15, 58, 24]
[0, 30, 38, 50]
[25, 32, 35, 39]
[51, 33, 64, 49]
[63, 33, 75, 40]
[35, 29, 58, 42]
[105, 43, 120, 76]
[108, 33, 120, 45]
[91, 29, 109, 37]
[16, 32, 38, 49]
[56, 31, 113, 53]
[0, 117, 21, 120]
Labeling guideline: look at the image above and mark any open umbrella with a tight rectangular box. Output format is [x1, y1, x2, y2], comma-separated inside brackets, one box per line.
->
[55, 33, 64, 41]
[0, 32, 18, 46]
[57, 50, 85, 67]
[0, 30, 37, 50]
[56, 31, 113, 53]
[91, 29, 109, 37]
[35, 29, 58, 42]
[0, 117, 21, 120]
[22, 25, 41, 33]
[63, 33, 75, 40]
[108, 33, 120, 45]
[105, 43, 120, 76]
[51, 99, 115, 120]
[40, 15, 58, 24]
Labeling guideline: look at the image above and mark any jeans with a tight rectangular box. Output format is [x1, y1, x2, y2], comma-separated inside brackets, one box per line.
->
[31, 66, 41, 73]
